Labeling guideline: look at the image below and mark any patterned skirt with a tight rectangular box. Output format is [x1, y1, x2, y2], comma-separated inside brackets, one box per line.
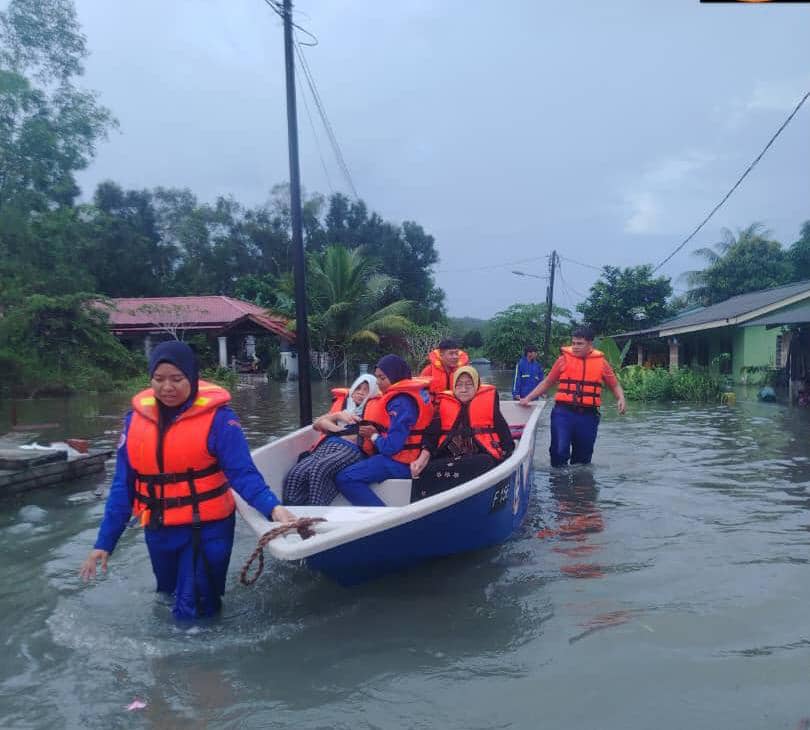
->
[283, 437, 365, 506]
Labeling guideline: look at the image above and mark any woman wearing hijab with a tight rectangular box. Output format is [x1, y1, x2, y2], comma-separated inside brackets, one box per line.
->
[334, 355, 433, 506]
[79, 341, 294, 620]
[283, 373, 379, 506]
[409, 366, 515, 501]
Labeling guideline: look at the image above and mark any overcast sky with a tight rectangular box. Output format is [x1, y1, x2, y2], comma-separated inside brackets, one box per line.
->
[70, 0, 810, 318]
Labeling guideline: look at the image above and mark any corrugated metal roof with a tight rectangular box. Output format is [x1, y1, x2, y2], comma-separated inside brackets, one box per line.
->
[743, 302, 810, 328]
[658, 280, 810, 332]
[98, 296, 293, 340]
[612, 280, 810, 338]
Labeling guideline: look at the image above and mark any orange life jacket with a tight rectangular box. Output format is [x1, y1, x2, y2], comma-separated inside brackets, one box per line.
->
[436, 384, 506, 460]
[360, 378, 433, 464]
[555, 347, 605, 408]
[311, 387, 351, 451]
[420, 349, 471, 395]
[127, 380, 235, 528]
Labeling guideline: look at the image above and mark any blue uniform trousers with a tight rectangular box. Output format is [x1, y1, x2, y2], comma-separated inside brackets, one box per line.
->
[335, 455, 410, 506]
[549, 404, 600, 468]
[144, 513, 235, 620]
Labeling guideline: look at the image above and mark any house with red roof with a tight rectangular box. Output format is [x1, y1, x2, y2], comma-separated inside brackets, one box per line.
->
[98, 296, 296, 372]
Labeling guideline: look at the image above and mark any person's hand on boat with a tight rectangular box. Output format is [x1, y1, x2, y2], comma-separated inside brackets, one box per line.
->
[410, 450, 430, 479]
[79, 549, 109, 581]
[271, 505, 296, 523]
[358, 424, 377, 439]
[518, 397, 531, 407]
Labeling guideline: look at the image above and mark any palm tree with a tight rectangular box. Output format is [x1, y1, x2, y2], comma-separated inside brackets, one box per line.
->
[306, 245, 414, 380]
[681, 223, 784, 306]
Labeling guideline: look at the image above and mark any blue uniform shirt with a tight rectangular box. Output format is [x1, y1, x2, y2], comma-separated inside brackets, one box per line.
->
[94, 405, 280, 553]
[372, 393, 418, 457]
[512, 356, 544, 399]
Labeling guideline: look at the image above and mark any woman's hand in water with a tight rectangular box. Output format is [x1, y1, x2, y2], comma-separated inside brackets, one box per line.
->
[271, 505, 296, 523]
[79, 549, 109, 581]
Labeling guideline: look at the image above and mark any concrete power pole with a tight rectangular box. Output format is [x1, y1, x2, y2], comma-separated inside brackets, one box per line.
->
[543, 250, 557, 363]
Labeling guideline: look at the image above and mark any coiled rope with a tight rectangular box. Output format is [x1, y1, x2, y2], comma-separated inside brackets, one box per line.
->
[239, 517, 326, 586]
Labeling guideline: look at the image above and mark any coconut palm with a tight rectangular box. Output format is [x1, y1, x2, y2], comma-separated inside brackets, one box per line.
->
[682, 223, 791, 306]
[306, 245, 414, 380]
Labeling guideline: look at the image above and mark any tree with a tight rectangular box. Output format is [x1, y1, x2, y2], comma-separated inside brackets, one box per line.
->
[305, 245, 414, 380]
[789, 220, 810, 281]
[0, 0, 114, 212]
[0, 293, 138, 393]
[577, 264, 672, 335]
[404, 323, 451, 370]
[684, 223, 792, 306]
[484, 303, 572, 368]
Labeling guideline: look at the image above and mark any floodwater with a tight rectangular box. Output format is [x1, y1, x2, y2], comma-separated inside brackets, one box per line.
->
[1, 373, 809, 729]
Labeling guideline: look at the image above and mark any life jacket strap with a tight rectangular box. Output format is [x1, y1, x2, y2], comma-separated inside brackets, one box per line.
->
[135, 481, 230, 528]
[132, 462, 222, 485]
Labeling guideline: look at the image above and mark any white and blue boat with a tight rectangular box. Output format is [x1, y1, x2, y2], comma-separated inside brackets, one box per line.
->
[235, 398, 545, 585]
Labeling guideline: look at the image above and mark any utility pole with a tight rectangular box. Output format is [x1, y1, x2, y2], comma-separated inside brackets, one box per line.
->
[282, 0, 312, 426]
[543, 250, 557, 364]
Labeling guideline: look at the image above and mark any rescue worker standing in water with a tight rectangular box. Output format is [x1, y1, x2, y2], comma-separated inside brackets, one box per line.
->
[79, 341, 294, 620]
[519, 326, 626, 467]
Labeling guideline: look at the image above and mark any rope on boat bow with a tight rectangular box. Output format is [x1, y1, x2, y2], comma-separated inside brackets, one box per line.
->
[239, 517, 326, 586]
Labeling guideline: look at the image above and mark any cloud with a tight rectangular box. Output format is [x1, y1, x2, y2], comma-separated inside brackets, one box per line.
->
[623, 151, 715, 234]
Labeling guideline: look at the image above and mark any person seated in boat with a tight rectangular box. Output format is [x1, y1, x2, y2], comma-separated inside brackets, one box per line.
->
[409, 366, 515, 501]
[283, 373, 378, 506]
[334, 355, 433, 506]
[79, 341, 295, 621]
[420, 338, 470, 400]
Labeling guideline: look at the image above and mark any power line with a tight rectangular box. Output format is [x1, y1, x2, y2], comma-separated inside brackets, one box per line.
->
[437, 252, 551, 275]
[296, 68, 335, 195]
[559, 255, 602, 272]
[294, 40, 359, 198]
[263, 0, 318, 45]
[652, 89, 810, 273]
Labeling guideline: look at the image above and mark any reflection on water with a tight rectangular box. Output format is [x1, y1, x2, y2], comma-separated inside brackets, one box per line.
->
[2, 379, 810, 728]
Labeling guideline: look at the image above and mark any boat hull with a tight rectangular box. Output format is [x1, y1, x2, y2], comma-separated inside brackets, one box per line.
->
[306, 454, 534, 585]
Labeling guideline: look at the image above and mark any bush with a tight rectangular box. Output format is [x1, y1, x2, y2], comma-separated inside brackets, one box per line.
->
[618, 365, 722, 403]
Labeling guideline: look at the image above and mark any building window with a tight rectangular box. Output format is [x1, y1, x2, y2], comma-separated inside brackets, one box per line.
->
[775, 333, 783, 368]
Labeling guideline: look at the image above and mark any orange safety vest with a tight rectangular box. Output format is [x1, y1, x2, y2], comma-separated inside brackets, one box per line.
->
[436, 384, 506, 460]
[420, 349, 470, 395]
[360, 378, 433, 464]
[127, 380, 235, 528]
[555, 347, 605, 408]
[311, 387, 351, 451]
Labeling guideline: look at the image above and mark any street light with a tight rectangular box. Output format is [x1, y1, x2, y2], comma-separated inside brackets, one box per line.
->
[512, 270, 547, 280]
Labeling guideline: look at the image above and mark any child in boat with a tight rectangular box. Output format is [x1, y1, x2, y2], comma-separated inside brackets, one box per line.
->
[409, 366, 514, 501]
[283, 374, 378, 505]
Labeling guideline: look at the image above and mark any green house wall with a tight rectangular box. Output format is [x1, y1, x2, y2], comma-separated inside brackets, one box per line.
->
[675, 325, 780, 382]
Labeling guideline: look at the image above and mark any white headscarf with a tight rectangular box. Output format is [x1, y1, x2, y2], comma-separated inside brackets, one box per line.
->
[344, 373, 379, 417]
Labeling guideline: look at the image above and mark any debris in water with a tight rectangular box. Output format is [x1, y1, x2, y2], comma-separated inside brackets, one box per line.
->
[125, 699, 147, 712]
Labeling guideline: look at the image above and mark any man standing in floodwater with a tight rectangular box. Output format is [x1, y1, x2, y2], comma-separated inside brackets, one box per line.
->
[519, 325, 626, 467]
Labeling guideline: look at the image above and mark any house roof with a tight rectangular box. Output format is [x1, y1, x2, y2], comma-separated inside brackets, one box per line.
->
[98, 296, 294, 341]
[743, 301, 810, 328]
[613, 280, 810, 339]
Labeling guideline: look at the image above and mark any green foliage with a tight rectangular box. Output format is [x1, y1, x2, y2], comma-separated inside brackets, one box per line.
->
[0, 293, 139, 394]
[618, 365, 722, 403]
[461, 329, 483, 348]
[594, 336, 631, 371]
[789, 220, 810, 281]
[684, 223, 793, 306]
[200, 366, 237, 389]
[577, 265, 672, 335]
[483, 303, 572, 369]
[304, 245, 415, 378]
